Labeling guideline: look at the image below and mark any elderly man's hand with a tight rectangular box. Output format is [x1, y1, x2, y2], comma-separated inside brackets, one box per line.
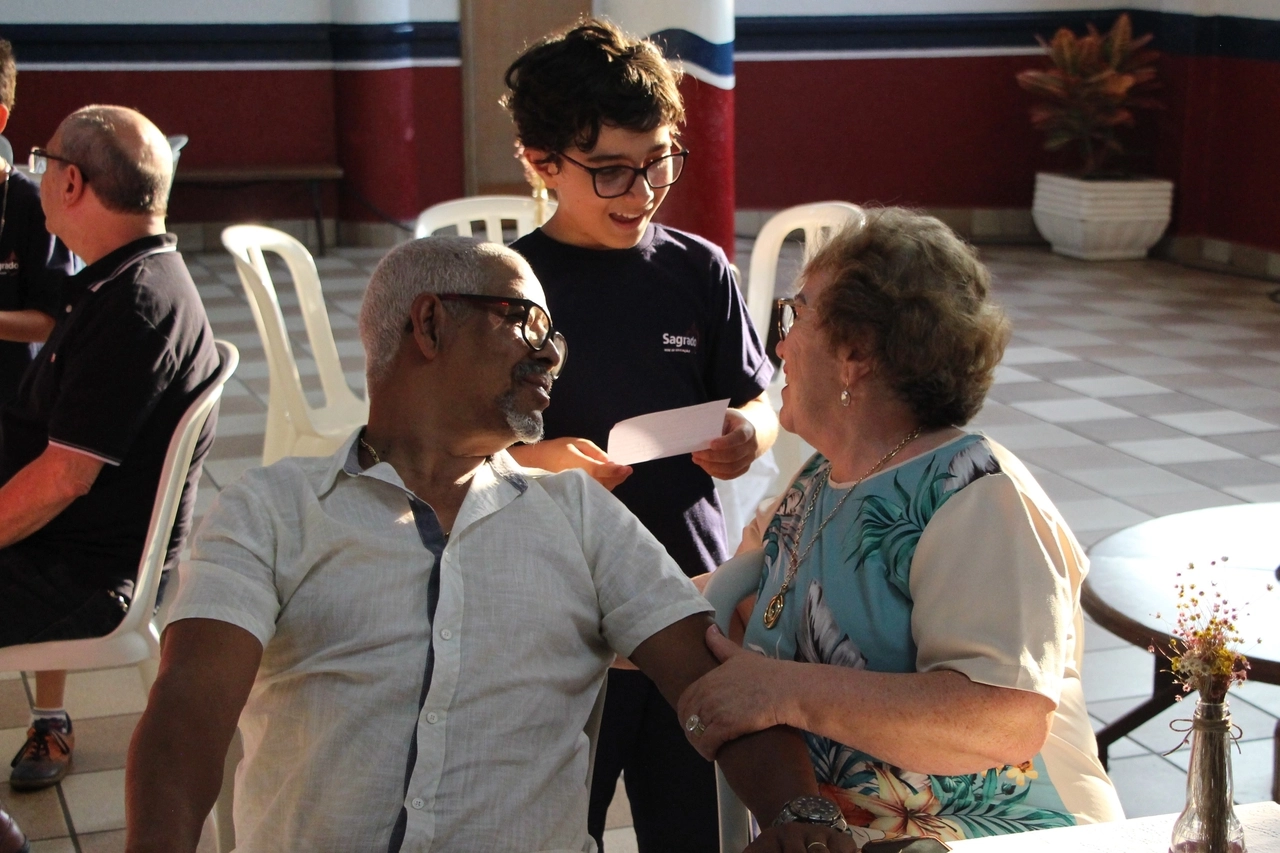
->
[692, 408, 758, 480]
[509, 437, 632, 490]
[747, 823, 858, 853]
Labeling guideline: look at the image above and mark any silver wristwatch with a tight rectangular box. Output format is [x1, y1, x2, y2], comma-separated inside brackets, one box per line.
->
[772, 794, 854, 835]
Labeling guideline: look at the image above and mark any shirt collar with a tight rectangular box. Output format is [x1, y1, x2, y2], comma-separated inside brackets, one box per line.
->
[324, 427, 529, 502]
[64, 233, 177, 300]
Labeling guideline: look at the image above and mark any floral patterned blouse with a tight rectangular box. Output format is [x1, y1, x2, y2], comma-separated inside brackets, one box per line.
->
[741, 433, 1123, 842]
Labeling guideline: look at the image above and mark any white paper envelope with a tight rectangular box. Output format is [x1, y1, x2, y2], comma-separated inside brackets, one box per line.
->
[606, 399, 730, 466]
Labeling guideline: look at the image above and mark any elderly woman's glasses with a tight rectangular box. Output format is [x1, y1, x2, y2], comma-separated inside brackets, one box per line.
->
[559, 150, 688, 199]
[775, 297, 805, 341]
[28, 147, 82, 175]
[437, 293, 568, 377]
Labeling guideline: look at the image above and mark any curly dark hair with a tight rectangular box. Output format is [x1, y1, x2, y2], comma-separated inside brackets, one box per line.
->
[502, 18, 684, 158]
[0, 39, 16, 111]
[807, 208, 1011, 428]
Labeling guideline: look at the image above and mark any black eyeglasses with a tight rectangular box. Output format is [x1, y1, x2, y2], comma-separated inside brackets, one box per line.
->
[559, 150, 688, 199]
[437, 293, 568, 377]
[29, 147, 83, 176]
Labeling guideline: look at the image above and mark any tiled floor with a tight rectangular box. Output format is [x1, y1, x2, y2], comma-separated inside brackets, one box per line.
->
[2, 241, 1279, 852]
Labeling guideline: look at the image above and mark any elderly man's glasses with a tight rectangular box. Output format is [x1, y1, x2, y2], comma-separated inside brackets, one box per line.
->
[28, 147, 82, 175]
[559, 150, 688, 199]
[437, 293, 568, 377]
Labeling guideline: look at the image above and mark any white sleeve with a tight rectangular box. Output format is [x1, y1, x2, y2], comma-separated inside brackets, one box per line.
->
[538, 470, 712, 657]
[908, 471, 1082, 703]
[165, 470, 284, 648]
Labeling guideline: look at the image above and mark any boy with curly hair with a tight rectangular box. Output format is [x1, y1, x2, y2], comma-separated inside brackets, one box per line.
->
[504, 19, 777, 852]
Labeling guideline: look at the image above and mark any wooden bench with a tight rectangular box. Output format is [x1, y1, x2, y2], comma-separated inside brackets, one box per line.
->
[173, 165, 344, 255]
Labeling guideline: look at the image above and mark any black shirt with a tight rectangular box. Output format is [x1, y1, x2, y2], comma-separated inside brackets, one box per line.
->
[511, 224, 772, 577]
[0, 233, 219, 591]
[0, 168, 73, 405]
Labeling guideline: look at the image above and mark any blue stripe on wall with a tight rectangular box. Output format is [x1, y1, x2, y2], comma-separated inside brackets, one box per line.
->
[0, 22, 460, 64]
[3, 12, 1276, 67]
[652, 28, 734, 76]
[737, 11, 1280, 62]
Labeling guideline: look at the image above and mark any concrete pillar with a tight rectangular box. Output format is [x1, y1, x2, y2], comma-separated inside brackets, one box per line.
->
[594, 0, 736, 258]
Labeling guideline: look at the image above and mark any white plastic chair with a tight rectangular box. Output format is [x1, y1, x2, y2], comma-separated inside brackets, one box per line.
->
[702, 549, 768, 853]
[221, 225, 368, 465]
[744, 202, 865, 344]
[0, 340, 239, 685]
[715, 204, 861, 534]
[413, 194, 556, 242]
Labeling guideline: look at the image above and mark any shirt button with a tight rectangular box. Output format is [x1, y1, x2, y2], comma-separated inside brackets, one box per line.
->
[411, 797, 425, 810]
[439, 629, 452, 640]
[426, 712, 439, 724]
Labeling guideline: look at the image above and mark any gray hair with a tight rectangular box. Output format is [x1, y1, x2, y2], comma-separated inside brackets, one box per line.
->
[359, 235, 522, 386]
[58, 105, 171, 215]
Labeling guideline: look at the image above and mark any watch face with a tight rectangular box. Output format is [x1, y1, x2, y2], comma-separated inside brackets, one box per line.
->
[790, 795, 843, 824]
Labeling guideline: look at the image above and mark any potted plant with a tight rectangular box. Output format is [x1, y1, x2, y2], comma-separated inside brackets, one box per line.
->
[1016, 13, 1172, 260]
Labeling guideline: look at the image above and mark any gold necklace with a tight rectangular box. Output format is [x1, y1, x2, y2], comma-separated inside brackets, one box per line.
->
[762, 426, 923, 629]
[359, 436, 382, 465]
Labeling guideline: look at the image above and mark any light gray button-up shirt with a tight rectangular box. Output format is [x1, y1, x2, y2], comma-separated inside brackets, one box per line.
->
[167, 432, 710, 852]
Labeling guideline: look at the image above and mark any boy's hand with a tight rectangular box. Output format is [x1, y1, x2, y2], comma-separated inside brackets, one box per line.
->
[692, 408, 758, 480]
[508, 437, 632, 490]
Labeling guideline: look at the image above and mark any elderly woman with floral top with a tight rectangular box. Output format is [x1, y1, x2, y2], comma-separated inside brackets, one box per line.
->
[679, 208, 1123, 844]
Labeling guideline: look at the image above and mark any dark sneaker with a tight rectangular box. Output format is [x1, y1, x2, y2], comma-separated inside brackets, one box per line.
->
[0, 806, 30, 853]
[9, 718, 74, 791]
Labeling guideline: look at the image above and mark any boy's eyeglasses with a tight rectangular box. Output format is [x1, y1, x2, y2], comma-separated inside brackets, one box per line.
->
[29, 147, 83, 176]
[437, 293, 568, 377]
[559, 150, 688, 199]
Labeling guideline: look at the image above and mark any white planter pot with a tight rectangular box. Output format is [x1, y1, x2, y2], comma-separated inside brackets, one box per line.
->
[1031, 172, 1174, 261]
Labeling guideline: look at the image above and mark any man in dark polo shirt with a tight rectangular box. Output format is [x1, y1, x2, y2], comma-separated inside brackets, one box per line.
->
[0, 105, 218, 792]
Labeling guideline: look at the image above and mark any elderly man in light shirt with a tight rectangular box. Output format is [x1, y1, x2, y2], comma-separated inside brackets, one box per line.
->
[124, 237, 854, 853]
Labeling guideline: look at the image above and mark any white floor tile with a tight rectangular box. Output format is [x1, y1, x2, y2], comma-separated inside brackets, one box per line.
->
[1055, 376, 1172, 398]
[1054, 497, 1151, 532]
[64, 668, 148, 719]
[1011, 398, 1137, 423]
[1063, 466, 1202, 497]
[1152, 410, 1276, 436]
[1000, 346, 1080, 365]
[1223, 483, 1280, 502]
[601, 828, 640, 853]
[1111, 437, 1245, 465]
[992, 365, 1040, 385]
[61, 768, 127, 834]
[975, 423, 1094, 450]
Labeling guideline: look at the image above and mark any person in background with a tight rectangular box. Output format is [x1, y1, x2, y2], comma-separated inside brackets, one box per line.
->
[678, 208, 1124, 845]
[1, 105, 218, 798]
[0, 37, 73, 405]
[505, 20, 778, 852]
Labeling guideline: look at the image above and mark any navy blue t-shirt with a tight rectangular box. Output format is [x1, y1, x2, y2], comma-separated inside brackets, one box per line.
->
[0, 168, 73, 405]
[511, 224, 772, 577]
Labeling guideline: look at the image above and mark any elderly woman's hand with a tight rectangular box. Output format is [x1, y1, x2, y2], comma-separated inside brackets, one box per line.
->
[677, 625, 801, 760]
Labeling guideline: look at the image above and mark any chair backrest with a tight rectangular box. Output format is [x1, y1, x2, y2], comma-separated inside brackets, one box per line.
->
[0, 134, 13, 167]
[414, 194, 557, 242]
[221, 225, 368, 465]
[745, 202, 865, 343]
[166, 134, 189, 188]
[0, 340, 239, 674]
[701, 548, 768, 853]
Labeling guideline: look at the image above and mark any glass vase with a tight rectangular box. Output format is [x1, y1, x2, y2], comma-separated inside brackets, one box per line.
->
[1169, 699, 1246, 853]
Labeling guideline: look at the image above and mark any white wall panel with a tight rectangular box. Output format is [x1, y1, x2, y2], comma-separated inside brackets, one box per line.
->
[0, 0, 458, 24]
[737, 0, 1280, 18]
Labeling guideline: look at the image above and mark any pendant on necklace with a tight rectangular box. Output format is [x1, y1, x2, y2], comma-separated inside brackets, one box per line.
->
[763, 592, 786, 629]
